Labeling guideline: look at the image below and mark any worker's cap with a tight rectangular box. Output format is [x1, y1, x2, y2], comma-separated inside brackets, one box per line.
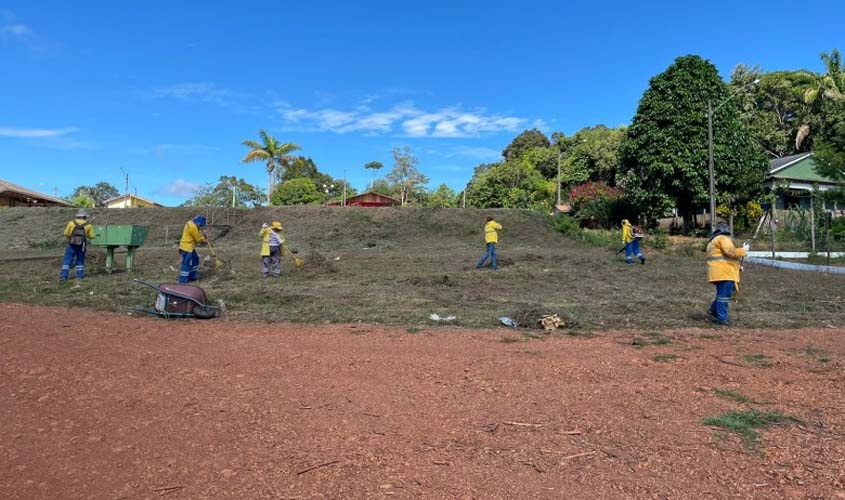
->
[76, 209, 89, 218]
[193, 215, 207, 227]
[621, 219, 630, 225]
[271, 221, 283, 230]
[713, 222, 730, 236]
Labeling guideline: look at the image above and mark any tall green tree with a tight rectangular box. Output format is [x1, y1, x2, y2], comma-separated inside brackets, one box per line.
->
[241, 129, 301, 205]
[619, 55, 767, 228]
[279, 156, 343, 198]
[69, 182, 119, 207]
[502, 129, 550, 161]
[554, 126, 626, 187]
[270, 177, 323, 205]
[521, 146, 559, 179]
[426, 184, 458, 208]
[465, 160, 553, 210]
[386, 147, 429, 206]
[182, 176, 265, 207]
[369, 178, 398, 198]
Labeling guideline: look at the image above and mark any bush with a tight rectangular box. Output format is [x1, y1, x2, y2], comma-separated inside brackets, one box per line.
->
[648, 229, 669, 250]
[575, 198, 613, 229]
[552, 214, 580, 237]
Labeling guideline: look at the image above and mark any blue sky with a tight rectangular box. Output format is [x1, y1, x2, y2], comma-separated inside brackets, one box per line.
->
[1, 0, 843, 206]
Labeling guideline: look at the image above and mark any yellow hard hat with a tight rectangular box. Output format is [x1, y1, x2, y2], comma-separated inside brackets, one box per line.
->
[271, 221, 283, 230]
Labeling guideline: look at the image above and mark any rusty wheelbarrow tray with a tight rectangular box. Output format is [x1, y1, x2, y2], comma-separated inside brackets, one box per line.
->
[130, 279, 218, 319]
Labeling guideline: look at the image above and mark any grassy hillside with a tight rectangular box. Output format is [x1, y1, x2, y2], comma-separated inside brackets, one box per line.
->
[0, 206, 842, 330]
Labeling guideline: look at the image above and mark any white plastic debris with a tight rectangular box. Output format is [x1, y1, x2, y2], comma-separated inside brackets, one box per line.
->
[430, 313, 457, 322]
[498, 316, 518, 328]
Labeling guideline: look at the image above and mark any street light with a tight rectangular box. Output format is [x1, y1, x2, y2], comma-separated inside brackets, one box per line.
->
[707, 78, 760, 231]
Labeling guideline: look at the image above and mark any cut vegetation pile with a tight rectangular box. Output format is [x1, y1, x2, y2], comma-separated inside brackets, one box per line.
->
[0, 206, 844, 329]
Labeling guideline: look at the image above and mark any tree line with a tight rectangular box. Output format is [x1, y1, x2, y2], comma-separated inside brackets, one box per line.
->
[462, 48, 844, 232]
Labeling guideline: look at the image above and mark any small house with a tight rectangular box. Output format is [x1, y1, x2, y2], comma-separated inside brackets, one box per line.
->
[0, 178, 71, 207]
[104, 194, 164, 208]
[327, 192, 400, 207]
[765, 153, 843, 211]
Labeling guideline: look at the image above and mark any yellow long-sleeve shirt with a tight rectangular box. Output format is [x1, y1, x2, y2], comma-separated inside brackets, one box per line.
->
[63, 219, 96, 241]
[259, 227, 271, 257]
[621, 222, 634, 243]
[484, 220, 503, 244]
[706, 235, 747, 283]
[179, 220, 205, 252]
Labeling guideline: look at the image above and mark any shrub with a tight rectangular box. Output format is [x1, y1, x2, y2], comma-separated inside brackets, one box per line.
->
[552, 214, 580, 237]
[568, 181, 621, 211]
[648, 229, 669, 250]
[575, 198, 613, 229]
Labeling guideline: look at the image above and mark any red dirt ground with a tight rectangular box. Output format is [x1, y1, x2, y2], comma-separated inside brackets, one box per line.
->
[1, 303, 843, 500]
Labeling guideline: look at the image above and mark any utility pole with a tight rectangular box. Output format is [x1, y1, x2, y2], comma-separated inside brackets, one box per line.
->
[706, 79, 759, 234]
[707, 98, 716, 233]
[342, 169, 347, 207]
[556, 150, 562, 206]
[810, 192, 816, 252]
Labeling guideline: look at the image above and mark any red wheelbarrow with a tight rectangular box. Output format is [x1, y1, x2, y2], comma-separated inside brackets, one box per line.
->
[130, 279, 219, 319]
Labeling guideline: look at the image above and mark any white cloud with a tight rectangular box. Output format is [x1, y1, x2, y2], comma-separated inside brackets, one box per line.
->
[158, 179, 201, 198]
[150, 82, 255, 113]
[278, 101, 532, 138]
[1, 23, 31, 38]
[0, 127, 78, 138]
[152, 82, 232, 103]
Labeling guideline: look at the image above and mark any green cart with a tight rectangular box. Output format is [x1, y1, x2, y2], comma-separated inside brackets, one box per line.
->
[90, 225, 149, 272]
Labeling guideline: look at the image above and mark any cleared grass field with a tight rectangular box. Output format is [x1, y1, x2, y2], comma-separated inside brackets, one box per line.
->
[0, 206, 843, 329]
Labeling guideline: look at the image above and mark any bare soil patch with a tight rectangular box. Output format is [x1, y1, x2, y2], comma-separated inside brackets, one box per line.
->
[1, 303, 843, 499]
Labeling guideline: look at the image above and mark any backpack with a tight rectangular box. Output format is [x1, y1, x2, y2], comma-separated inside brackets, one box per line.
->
[69, 222, 89, 246]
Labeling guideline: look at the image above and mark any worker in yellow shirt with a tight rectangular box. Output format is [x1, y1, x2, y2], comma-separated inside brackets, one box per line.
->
[706, 222, 748, 325]
[60, 209, 97, 282]
[178, 215, 207, 283]
[621, 219, 645, 264]
[259, 221, 284, 277]
[476, 215, 503, 270]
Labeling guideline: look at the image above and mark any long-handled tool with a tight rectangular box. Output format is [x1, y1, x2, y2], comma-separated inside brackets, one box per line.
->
[281, 240, 304, 267]
[204, 237, 225, 269]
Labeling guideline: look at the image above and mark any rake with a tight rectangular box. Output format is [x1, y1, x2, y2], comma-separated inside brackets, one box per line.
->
[282, 241, 304, 267]
[204, 238, 226, 270]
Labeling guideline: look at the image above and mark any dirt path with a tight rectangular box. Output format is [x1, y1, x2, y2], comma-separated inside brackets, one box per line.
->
[1, 303, 843, 499]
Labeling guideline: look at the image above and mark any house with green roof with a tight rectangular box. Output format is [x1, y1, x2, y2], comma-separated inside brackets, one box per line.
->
[764, 152, 843, 210]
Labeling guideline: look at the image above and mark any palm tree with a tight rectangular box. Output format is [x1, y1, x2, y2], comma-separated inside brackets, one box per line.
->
[241, 130, 301, 205]
[796, 50, 845, 150]
[804, 49, 845, 105]
[364, 161, 383, 191]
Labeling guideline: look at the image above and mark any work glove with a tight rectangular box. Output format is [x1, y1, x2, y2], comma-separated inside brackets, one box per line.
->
[262, 223, 268, 228]
[742, 242, 750, 252]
